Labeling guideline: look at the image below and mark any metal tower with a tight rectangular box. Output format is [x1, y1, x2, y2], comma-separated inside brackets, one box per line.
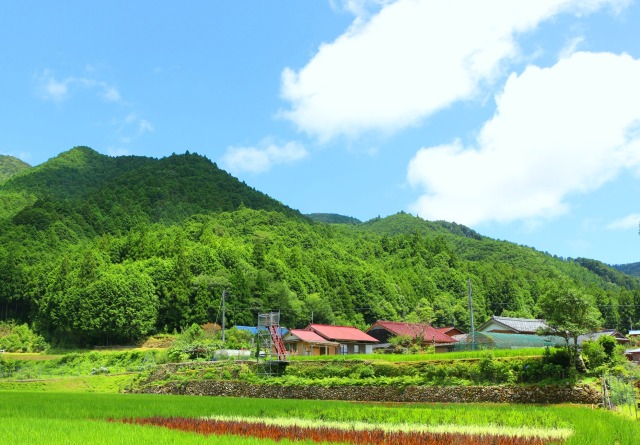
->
[256, 311, 289, 376]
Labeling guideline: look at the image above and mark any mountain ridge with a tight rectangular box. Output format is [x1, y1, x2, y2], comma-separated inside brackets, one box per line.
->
[0, 155, 32, 184]
[1, 146, 302, 233]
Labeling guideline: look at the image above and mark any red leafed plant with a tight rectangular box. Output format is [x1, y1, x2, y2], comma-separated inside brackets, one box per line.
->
[114, 416, 564, 445]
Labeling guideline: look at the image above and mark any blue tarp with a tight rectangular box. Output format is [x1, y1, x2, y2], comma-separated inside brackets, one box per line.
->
[234, 326, 288, 336]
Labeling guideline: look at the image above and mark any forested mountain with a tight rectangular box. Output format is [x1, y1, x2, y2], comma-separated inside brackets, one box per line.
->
[1, 147, 639, 346]
[613, 262, 640, 277]
[306, 213, 362, 225]
[0, 155, 31, 183]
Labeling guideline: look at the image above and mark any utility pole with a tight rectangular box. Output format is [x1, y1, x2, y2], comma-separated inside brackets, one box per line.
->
[468, 278, 475, 350]
[222, 289, 226, 344]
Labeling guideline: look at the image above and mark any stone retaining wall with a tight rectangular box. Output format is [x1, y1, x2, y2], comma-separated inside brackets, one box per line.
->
[134, 380, 601, 404]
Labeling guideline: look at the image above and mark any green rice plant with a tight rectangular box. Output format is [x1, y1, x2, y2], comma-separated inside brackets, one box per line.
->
[3, 417, 304, 445]
[1, 391, 639, 444]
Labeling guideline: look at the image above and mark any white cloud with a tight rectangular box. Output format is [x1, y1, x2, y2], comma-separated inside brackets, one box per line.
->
[35, 69, 122, 104]
[125, 113, 154, 135]
[102, 86, 122, 102]
[330, 0, 395, 22]
[138, 119, 154, 134]
[608, 214, 640, 230]
[36, 70, 153, 146]
[36, 69, 69, 102]
[281, 0, 626, 141]
[407, 52, 640, 225]
[221, 141, 309, 173]
[559, 36, 585, 59]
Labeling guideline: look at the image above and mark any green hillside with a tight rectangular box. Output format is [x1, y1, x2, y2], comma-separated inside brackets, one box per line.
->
[0, 155, 31, 183]
[0, 147, 639, 346]
[613, 262, 640, 277]
[306, 213, 362, 225]
[0, 146, 301, 232]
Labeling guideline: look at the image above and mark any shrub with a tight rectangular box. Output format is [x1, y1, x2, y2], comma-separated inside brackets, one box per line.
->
[0, 322, 49, 353]
[543, 347, 572, 368]
[582, 340, 607, 370]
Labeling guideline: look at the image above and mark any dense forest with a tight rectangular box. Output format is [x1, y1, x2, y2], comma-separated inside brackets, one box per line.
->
[1, 146, 639, 346]
[0, 155, 31, 183]
[613, 262, 640, 277]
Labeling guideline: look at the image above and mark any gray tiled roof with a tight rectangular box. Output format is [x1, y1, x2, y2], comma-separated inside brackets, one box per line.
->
[489, 316, 549, 334]
[577, 330, 629, 345]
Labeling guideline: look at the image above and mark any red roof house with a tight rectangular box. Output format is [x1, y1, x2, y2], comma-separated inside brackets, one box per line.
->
[437, 326, 465, 337]
[283, 329, 339, 356]
[305, 324, 378, 354]
[367, 320, 457, 352]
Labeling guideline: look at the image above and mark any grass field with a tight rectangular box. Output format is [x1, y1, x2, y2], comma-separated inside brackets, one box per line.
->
[1, 352, 62, 361]
[1, 390, 639, 444]
[0, 374, 136, 393]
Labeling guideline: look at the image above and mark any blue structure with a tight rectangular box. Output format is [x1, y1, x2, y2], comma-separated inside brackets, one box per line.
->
[235, 325, 288, 336]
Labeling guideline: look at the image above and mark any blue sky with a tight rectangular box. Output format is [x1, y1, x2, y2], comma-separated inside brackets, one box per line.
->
[1, 1, 640, 265]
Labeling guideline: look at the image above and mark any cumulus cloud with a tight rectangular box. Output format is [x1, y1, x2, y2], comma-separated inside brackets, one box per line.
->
[558, 36, 585, 60]
[330, 0, 395, 23]
[221, 141, 308, 174]
[608, 214, 640, 230]
[407, 51, 640, 225]
[280, 0, 627, 141]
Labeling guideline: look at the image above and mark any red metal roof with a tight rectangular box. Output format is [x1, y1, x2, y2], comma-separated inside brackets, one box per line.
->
[368, 320, 457, 344]
[286, 329, 337, 344]
[306, 324, 378, 343]
[436, 326, 465, 335]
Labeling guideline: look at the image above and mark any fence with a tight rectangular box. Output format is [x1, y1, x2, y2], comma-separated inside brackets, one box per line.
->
[602, 374, 638, 420]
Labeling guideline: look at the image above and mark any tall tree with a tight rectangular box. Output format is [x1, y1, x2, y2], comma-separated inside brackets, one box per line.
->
[538, 282, 602, 368]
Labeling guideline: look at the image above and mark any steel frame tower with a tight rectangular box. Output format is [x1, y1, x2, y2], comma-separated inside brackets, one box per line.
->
[256, 311, 289, 376]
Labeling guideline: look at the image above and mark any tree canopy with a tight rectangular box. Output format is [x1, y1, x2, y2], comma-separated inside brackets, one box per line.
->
[537, 282, 603, 363]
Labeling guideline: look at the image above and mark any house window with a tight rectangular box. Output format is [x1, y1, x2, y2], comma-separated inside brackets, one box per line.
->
[340, 344, 348, 355]
[353, 344, 360, 354]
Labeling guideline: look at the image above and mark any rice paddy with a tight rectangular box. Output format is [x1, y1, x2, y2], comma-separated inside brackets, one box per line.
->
[1, 390, 639, 444]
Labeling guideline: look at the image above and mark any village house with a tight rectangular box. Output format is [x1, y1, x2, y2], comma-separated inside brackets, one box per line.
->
[366, 320, 457, 353]
[627, 330, 640, 338]
[625, 348, 640, 364]
[303, 323, 378, 354]
[282, 329, 339, 356]
[478, 316, 549, 335]
[436, 326, 466, 337]
[577, 329, 630, 346]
